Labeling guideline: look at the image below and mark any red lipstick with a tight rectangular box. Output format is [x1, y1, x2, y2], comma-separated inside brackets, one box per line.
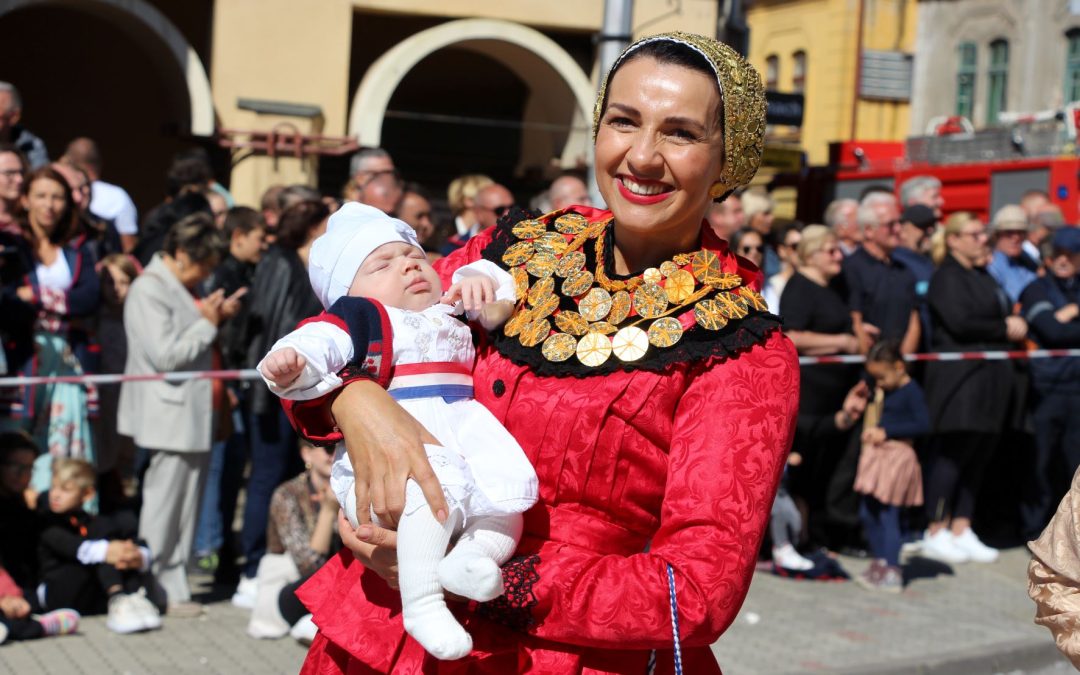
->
[616, 177, 673, 205]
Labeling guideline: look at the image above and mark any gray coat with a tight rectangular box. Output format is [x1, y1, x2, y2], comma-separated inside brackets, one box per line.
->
[118, 254, 217, 452]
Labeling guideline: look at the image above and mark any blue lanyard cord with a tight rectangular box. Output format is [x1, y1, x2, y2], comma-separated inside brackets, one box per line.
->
[667, 564, 683, 675]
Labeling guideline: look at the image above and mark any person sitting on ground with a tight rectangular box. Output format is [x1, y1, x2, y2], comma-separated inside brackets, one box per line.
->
[0, 561, 78, 645]
[36, 458, 162, 634]
[0, 432, 43, 593]
[853, 340, 929, 593]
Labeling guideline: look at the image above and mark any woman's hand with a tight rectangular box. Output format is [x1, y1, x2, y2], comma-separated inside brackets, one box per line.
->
[15, 285, 34, 303]
[198, 289, 226, 326]
[219, 287, 248, 321]
[331, 379, 448, 530]
[835, 380, 870, 431]
[338, 511, 399, 589]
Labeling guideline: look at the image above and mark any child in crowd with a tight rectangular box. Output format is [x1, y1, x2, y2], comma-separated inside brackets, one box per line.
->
[37, 458, 162, 634]
[260, 202, 537, 660]
[854, 341, 930, 593]
[0, 562, 78, 645]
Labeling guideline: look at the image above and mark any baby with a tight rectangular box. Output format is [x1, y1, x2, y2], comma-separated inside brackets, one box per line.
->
[259, 202, 537, 660]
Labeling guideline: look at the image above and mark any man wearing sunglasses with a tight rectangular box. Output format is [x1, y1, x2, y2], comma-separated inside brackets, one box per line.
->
[474, 183, 515, 233]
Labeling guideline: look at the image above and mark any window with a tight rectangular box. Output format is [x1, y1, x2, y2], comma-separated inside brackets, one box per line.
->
[765, 54, 779, 90]
[956, 42, 976, 119]
[1067, 29, 1080, 102]
[987, 39, 1009, 124]
[792, 51, 807, 93]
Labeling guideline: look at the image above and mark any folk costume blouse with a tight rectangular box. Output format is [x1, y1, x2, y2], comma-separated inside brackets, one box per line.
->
[290, 207, 799, 674]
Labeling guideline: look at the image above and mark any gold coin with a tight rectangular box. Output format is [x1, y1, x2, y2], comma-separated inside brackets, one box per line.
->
[741, 287, 769, 311]
[554, 310, 589, 336]
[503, 307, 534, 337]
[694, 299, 729, 330]
[527, 277, 554, 307]
[534, 232, 569, 256]
[556, 250, 586, 278]
[713, 272, 743, 290]
[648, 317, 684, 348]
[607, 290, 631, 324]
[532, 293, 561, 320]
[511, 267, 529, 299]
[589, 321, 618, 335]
[643, 267, 662, 284]
[659, 261, 680, 278]
[502, 241, 535, 267]
[632, 282, 669, 319]
[612, 326, 649, 362]
[716, 291, 749, 319]
[673, 253, 692, 266]
[690, 250, 722, 284]
[576, 331, 612, 367]
[518, 318, 551, 347]
[541, 332, 577, 362]
[561, 270, 594, 297]
[579, 287, 613, 322]
[526, 252, 557, 278]
[664, 270, 696, 304]
[511, 219, 545, 240]
[553, 213, 589, 235]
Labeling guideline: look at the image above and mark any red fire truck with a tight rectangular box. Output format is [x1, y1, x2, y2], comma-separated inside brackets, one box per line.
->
[793, 108, 1080, 224]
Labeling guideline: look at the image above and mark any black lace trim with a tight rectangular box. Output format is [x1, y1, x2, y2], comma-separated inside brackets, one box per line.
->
[477, 553, 540, 631]
[480, 210, 784, 378]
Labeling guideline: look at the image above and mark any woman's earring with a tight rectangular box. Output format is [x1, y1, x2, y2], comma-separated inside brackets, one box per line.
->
[709, 182, 729, 199]
[305, 462, 312, 470]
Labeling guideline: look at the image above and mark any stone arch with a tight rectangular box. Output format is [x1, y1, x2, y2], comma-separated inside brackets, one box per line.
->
[349, 18, 595, 168]
[0, 0, 214, 136]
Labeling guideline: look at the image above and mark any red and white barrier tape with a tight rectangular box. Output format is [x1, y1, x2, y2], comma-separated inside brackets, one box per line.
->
[0, 349, 1078, 387]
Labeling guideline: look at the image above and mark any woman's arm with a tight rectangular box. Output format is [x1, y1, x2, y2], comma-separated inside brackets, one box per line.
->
[784, 329, 857, 356]
[518, 331, 799, 648]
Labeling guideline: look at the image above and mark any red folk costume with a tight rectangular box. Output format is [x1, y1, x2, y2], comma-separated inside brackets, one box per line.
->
[290, 30, 796, 674]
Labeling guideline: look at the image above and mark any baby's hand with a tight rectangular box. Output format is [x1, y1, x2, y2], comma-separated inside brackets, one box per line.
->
[261, 347, 307, 388]
[442, 276, 496, 313]
[861, 426, 886, 445]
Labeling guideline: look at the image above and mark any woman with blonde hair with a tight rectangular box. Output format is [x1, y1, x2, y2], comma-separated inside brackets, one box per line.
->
[441, 174, 493, 255]
[742, 189, 779, 277]
[920, 211, 1027, 564]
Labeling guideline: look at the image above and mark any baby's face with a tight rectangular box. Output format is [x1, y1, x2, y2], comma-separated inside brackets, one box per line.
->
[348, 241, 443, 311]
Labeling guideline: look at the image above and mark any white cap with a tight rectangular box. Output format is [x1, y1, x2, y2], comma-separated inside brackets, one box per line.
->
[308, 201, 423, 308]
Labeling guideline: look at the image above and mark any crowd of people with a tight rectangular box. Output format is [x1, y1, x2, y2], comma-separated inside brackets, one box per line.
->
[0, 54, 1077, 658]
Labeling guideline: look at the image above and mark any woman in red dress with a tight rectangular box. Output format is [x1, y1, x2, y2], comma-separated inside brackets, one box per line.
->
[290, 32, 799, 674]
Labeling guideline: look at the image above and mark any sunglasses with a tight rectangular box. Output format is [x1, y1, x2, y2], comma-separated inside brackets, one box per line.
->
[740, 245, 765, 254]
[490, 204, 513, 217]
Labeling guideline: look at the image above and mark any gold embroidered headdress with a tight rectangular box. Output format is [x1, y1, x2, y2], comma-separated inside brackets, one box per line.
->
[592, 32, 767, 198]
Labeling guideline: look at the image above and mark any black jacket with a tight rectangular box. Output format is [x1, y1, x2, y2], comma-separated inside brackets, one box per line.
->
[1021, 273, 1080, 394]
[203, 255, 256, 371]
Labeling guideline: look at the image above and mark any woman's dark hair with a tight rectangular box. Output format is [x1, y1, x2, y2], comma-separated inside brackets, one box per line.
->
[22, 166, 78, 245]
[0, 430, 39, 464]
[866, 339, 904, 365]
[275, 199, 330, 250]
[607, 40, 724, 133]
[163, 212, 226, 265]
[731, 227, 763, 251]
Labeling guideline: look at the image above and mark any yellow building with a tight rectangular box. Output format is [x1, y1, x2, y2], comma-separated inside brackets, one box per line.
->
[746, 0, 918, 166]
[0, 0, 724, 210]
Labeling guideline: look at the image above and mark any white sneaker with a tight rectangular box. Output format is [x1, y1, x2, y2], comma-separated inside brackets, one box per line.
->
[920, 529, 969, 564]
[231, 576, 257, 609]
[290, 614, 318, 645]
[952, 527, 999, 563]
[129, 589, 163, 631]
[106, 594, 146, 634]
[772, 543, 814, 571]
[0, 620, 9, 645]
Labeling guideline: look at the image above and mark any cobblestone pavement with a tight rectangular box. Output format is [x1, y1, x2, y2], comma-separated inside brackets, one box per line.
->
[0, 547, 1068, 674]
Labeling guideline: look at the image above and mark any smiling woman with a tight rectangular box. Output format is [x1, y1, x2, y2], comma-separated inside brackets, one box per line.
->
[286, 32, 798, 675]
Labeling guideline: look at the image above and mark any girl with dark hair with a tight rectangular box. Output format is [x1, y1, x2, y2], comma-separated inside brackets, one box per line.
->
[1, 167, 100, 494]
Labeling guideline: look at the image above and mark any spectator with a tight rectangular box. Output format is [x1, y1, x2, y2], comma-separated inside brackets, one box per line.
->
[235, 200, 328, 607]
[118, 213, 238, 612]
[921, 211, 1027, 564]
[705, 191, 746, 241]
[825, 198, 861, 257]
[763, 221, 802, 312]
[260, 184, 286, 233]
[0, 83, 47, 169]
[0, 431, 42, 591]
[205, 189, 228, 229]
[473, 182, 514, 233]
[1025, 206, 1066, 268]
[987, 204, 1039, 304]
[36, 458, 161, 633]
[442, 174, 493, 255]
[61, 138, 138, 254]
[893, 204, 937, 347]
[397, 183, 436, 248]
[247, 441, 340, 644]
[742, 189, 780, 276]
[343, 147, 394, 203]
[358, 170, 403, 215]
[548, 173, 592, 210]
[781, 225, 863, 549]
[53, 160, 122, 260]
[133, 151, 215, 266]
[0, 563, 79, 644]
[1020, 189, 1051, 222]
[898, 175, 944, 221]
[5, 167, 100, 490]
[277, 184, 322, 213]
[0, 143, 26, 235]
[1019, 228, 1080, 539]
[842, 192, 920, 354]
[731, 228, 765, 270]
